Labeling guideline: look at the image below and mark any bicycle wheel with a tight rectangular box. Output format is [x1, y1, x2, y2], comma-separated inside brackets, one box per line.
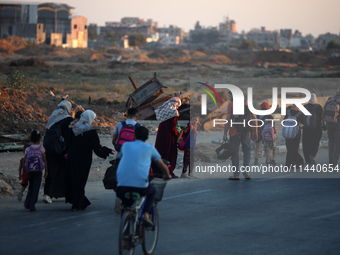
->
[119, 211, 135, 255]
[142, 206, 159, 255]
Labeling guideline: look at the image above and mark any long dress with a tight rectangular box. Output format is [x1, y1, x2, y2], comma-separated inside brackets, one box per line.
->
[302, 103, 323, 163]
[44, 117, 73, 198]
[66, 129, 111, 210]
[155, 116, 179, 175]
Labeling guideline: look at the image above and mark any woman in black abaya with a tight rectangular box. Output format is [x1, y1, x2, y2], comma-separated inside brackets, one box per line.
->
[66, 110, 113, 211]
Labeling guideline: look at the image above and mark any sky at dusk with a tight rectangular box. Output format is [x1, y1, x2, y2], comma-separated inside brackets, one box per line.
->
[15, 0, 340, 37]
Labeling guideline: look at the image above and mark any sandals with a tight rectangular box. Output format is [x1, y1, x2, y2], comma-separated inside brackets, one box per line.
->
[228, 176, 251, 180]
[142, 216, 154, 227]
[229, 176, 240, 180]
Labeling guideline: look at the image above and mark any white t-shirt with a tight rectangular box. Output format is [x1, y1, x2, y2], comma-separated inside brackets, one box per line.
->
[117, 140, 161, 188]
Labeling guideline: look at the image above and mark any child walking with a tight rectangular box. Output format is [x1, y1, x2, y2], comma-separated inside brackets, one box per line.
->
[24, 130, 48, 212]
[179, 116, 199, 178]
[261, 116, 278, 165]
[17, 144, 30, 201]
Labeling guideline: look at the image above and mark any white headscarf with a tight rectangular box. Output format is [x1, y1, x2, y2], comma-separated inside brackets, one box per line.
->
[154, 97, 181, 122]
[46, 100, 72, 129]
[309, 93, 318, 104]
[72, 110, 97, 136]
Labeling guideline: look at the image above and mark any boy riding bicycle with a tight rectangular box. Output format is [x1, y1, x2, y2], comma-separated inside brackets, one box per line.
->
[116, 126, 171, 226]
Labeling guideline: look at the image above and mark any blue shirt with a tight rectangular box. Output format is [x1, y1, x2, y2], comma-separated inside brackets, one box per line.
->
[117, 140, 161, 188]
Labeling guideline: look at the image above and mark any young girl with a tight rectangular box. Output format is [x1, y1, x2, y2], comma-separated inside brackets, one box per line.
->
[261, 116, 278, 165]
[24, 130, 48, 212]
[179, 116, 199, 178]
[17, 144, 29, 201]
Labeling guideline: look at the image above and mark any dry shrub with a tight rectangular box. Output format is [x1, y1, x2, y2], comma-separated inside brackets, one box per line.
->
[90, 53, 104, 61]
[0, 36, 30, 53]
[211, 55, 232, 64]
[191, 51, 207, 58]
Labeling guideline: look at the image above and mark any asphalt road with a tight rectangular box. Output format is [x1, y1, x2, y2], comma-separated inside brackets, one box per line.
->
[1, 176, 340, 255]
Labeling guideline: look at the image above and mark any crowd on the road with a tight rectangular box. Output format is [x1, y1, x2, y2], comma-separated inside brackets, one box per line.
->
[17, 86, 340, 212]
[222, 87, 340, 180]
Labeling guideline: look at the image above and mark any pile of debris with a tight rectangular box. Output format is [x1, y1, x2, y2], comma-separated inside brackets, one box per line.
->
[0, 87, 119, 136]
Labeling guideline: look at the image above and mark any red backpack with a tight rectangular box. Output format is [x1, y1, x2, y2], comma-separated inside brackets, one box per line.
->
[114, 121, 140, 152]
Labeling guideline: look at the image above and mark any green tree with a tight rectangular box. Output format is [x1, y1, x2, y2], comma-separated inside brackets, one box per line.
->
[104, 32, 123, 41]
[239, 39, 259, 49]
[326, 40, 340, 50]
[128, 33, 146, 47]
[190, 31, 205, 44]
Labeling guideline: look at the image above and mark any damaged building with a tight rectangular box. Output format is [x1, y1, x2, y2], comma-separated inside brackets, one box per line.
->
[0, 1, 88, 48]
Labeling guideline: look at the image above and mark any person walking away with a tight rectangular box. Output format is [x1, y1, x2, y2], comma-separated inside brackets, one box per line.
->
[223, 91, 258, 180]
[302, 93, 323, 164]
[43, 100, 73, 203]
[116, 126, 171, 225]
[254, 102, 271, 165]
[323, 87, 340, 165]
[155, 97, 182, 178]
[24, 131, 48, 212]
[17, 144, 29, 201]
[66, 110, 113, 212]
[283, 104, 305, 167]
[112, 108, 140, 159]
[112, 107, 140, 213]
[261, 115, 278, 165]
[178, 116, 199, 178]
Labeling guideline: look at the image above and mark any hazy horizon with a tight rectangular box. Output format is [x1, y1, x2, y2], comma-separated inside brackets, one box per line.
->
[13, 0, 340, 37]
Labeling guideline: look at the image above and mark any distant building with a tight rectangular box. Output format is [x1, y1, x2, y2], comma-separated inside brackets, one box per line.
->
[120, 17, 141, 27]
[303, 34, 314, 48]
[279, 29, 293, 48]
[157, 25, 184, 44]
[0, 3, 45, 43]
[105, 21, 120, 27]
[315, 33, 340, 49]
[189, 21, 219, 44]
[70, 16, 88, 48]
[246, 27, 279, 48]
[0, 2, 88, 48]
[99, 17, 158, 43]
[219, 17, 237, 44]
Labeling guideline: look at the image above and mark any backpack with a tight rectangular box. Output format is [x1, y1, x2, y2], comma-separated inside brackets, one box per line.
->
[103, 158, 119, 190]
[43, 121, 67, 155]
[25, 146, 44, 172]
[304, 104, 318, 129]
[282, 110, 302, 139]
[114, 121, 141, 152]
[324, 97, 340, 124]
[262, 125, 275, 142]
[215, 141, 238, 160]
[233, 105, 251, 134]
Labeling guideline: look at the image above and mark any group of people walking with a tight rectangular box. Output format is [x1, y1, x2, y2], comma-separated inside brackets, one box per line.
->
[18, 86, 340, 211]
[19, 95, 198, 212]
[223, 87, 340, 180]
[20, 101, 113, 212]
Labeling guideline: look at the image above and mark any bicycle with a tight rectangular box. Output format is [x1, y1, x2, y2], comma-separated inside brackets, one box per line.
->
[118, 178, 166, 255]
